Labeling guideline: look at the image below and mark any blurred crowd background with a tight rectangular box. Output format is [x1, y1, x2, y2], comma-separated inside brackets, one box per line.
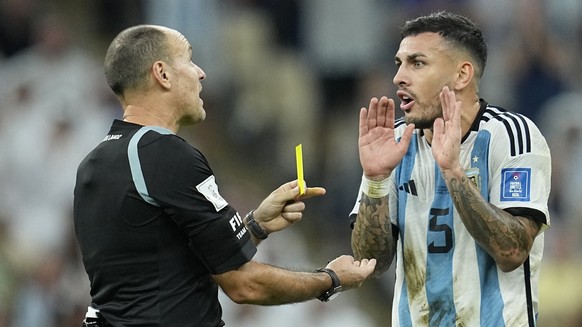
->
[0, 0, 581, 326]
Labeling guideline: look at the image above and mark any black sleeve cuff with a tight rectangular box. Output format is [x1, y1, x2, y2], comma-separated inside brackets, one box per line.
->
[504, 207, 547, 225]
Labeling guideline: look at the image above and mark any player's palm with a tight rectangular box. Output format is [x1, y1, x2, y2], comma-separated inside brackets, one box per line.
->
[359, 97, 414, 178]
[359, 128, 405, 177]
[432, 87, 462, 171]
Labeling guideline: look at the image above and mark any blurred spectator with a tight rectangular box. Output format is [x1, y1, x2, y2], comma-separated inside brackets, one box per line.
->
[0, 0, 37, 59]
[10, 256, 64, 327]
[0, 11, 112, 267]
[300, 0, 388, 112]
[0, 9, 112, 326]
[505, 0, 567, 123]
[220, 7, 322, 177]
[93, 0, 145, 41]
[0, 220, 17, 326]
[224, 0, 302, 48]
[536, 94, 582, 327]
[537, 92, 582, 252]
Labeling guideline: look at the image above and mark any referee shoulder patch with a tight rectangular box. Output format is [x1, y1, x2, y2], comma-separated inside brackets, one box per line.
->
[196, 175, 229, 212]
[481, 106, 531, 157]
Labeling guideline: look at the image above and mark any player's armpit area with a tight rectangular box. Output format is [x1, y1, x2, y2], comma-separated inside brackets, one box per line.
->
[504, 207, 547, 227]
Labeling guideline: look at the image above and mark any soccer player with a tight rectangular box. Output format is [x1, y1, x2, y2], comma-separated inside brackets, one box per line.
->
[350, 11, 551, 326]
[74, 24, 376, 327]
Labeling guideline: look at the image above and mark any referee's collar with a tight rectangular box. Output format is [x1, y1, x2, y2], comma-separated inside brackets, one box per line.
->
[112, 119, 175, 135]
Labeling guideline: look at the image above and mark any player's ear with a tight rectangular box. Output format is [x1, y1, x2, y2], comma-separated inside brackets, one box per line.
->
[151, 61, 171, 90]
[454, 61, 474, 91]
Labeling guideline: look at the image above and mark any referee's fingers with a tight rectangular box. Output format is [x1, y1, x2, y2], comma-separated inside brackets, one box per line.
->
[271, 181, 326, 205]
[281, 211, 302, 222]
[282, 201, 305, 212]
[298, 186, 326, 200]
[270, 185, 301, 205]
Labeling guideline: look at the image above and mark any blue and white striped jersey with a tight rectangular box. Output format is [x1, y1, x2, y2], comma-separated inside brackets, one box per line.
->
[350, 100, 551, 327]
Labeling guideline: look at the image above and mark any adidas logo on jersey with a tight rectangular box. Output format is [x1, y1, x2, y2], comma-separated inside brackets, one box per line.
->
[399, 180, 418, 196]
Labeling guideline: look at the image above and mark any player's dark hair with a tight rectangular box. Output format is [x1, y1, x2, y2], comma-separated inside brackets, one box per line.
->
[104, 25, 172, 95]
[401, 11, 487, 78]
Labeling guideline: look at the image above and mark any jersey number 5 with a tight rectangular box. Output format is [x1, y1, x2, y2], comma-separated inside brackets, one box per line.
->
[428, 208, 453, 253]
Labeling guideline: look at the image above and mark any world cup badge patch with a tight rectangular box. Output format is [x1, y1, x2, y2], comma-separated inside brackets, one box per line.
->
[500, 168, 531, 201]
[196, 175, 229, 211]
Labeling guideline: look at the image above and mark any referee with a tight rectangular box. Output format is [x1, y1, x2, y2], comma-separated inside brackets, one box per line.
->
[74, 24, 376, 327]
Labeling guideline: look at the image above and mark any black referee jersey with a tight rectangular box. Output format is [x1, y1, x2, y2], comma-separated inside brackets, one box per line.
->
[74, 120, 256, 327]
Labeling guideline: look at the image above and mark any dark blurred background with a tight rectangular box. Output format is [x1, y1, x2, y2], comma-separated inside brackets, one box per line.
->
[0, 0, 580, 326]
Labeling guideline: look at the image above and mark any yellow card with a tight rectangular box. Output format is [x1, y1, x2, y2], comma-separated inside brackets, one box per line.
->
[295, 144, 305, 195]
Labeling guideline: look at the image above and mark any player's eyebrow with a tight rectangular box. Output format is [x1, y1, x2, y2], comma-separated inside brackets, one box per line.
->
[395, 52, 427, 63]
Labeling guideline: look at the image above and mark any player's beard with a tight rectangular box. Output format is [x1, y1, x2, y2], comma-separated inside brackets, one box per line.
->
[403, 93, 443, 130]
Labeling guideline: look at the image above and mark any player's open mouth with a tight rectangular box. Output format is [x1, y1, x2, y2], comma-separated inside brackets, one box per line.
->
[397, 91, 415, 111]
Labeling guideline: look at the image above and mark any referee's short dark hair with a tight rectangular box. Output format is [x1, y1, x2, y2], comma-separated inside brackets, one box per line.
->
[104, 25, 173, 96]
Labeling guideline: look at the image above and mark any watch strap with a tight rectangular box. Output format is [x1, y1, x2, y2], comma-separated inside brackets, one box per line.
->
[315, 268, 341, 302]
[244, 211, 269, 240]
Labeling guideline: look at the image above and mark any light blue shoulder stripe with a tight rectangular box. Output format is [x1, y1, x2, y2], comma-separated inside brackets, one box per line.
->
[127, 126, 174, 207]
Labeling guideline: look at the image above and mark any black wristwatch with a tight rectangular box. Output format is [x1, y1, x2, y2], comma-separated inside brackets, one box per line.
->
[244, 211, 269, 240]
[316, 268, 342, 302]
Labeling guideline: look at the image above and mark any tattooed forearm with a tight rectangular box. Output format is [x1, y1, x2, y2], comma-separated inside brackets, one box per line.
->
[447, 174, 540, 271]
[351, 193, 396, 278]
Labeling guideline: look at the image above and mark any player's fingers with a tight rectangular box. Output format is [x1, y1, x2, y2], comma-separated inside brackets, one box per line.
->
[397, 123, 416, 152]
[367, 97, 379, 130]
[439, 88, 446, 120]
[446, 89, 457, 123]
[359, 107, 369, 138]
[385, 98, 396, 128]
[433, 117, 444, 136]
[440, 86, 450, 121]
[377, 96, 389, 127]
[453, 100, 462, 126]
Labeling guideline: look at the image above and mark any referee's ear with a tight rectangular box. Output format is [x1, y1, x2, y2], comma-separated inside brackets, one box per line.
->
[151, 60, 172, 90]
